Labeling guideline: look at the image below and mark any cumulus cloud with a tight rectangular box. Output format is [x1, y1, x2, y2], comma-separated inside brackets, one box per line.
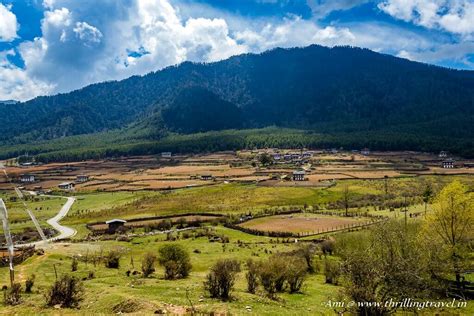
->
[0, 3, 18, 42]
[73, 22, 103, 45]
[378, 0, 474, 36]
[0, 49, 54, 101]
[2, 0, 473, 101]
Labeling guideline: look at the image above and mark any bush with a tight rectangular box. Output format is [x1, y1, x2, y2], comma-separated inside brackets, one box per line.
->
[320, 240, 335, 256]
[297, 244, 318, 273]
[105, 250, 122, 269]
[87, 271, 95, 280]
[158, 244, 192, 279]
[45, 275, 84, 308]
[25, 274, 35, 293]
[245, 259, 259, 294]
[141, 252, 156, 278]
[324, 259, 341, 285]
[204, 259, 241, 300]
[4, 283, 22, 305]
[285, 256, 307, 293]
[71, 257, 78, 272]
[258, 256, 288, 299]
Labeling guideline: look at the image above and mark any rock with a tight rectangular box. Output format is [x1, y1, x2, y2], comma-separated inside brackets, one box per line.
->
[54, 304, 61, 309]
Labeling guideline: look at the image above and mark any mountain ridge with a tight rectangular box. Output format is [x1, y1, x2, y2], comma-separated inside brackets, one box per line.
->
[1, 44, 473, 157]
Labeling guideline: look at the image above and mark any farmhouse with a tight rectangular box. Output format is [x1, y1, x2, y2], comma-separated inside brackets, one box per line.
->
[105, 219, 127, 234]
[439, 151, 448, 158]
[442, 159, 454, 169]
[273, 153, 281, 160]
[201, 174, 213, 181]
[76, 174, 89, 183]
[58, 182, 75, 190]
[161, 152, 172, 158]
[292, 170, 306, 181]
[20, 174, 35, 183]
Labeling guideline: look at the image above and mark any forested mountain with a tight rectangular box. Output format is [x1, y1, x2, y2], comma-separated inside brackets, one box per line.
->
[1, 45, 473, 158]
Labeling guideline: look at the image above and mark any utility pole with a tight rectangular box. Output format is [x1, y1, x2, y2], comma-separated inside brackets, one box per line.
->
[0, 199, 15, 287]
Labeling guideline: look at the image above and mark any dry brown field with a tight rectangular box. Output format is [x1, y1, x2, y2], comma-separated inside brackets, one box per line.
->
[2, 150, 473, 192]
[239, 213, 364, 233]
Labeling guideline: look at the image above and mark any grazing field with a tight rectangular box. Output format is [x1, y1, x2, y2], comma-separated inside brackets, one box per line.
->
[0, 151, 473, 315]
[239, 213, 365, 234]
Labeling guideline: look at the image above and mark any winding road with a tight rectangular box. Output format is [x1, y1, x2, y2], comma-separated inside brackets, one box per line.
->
[17, 195, 76, 247]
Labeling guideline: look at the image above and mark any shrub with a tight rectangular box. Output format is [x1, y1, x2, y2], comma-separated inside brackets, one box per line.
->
[245, 259, 259, 294]
[158, 244, 192, 279]
[320, 240, 335, 256]
[25, 274, 35, 293]
[324, 260, 341, 285]
[204, 259, 241, 300]
[258, 256, 288, 299]
[297, 244, 317, 273]
[4, 283, 22, 305]
[71, 257, 78, 272]
[45, 275, 84, 308]
[87, 271, 95, 280]
[141, 252, 156, 278]
[285, 256, 307, 293]
[105, 250, 122, 269]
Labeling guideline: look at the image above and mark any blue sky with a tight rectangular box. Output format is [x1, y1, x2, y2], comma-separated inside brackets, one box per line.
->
[0, 0, 473, 101]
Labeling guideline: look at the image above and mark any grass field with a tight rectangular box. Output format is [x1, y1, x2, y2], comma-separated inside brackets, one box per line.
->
[1, 225, 472, 315]
[0, 153, 473, 315]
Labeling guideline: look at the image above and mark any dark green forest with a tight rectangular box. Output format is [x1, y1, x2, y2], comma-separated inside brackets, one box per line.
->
[1, 45, 473, 161]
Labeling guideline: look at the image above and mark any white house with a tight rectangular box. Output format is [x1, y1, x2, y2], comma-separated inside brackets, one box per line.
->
[292, 170, 306, 181]
[361, 148, 370, 155]
[58, 182, 75, 190]
[20, 174, 35, 183]
[442, 159, 454, 169]
[76, 175, 89, 183]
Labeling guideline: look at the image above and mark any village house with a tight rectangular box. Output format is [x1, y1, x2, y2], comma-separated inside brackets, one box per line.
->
[361, 148, 370, 155]
[201, 174, 213, 181]
[20, 174, 35, 183]
[439, 151, 448, 158]
[105, 219, 127, 234]
[292, 170, 306, 181]
[442, 159, 454, 169]
[58, 182, 75, 190]
[273, 153, 281, 160]
[76, 174, 89, 183]
[161, 152, 172, 158]
[302, 151, 313, 158]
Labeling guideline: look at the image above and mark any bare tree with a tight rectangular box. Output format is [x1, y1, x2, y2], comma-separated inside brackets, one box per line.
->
[342, 184, 351, 217]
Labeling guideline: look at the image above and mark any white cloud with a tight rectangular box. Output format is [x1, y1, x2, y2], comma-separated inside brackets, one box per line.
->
[0, 3, 19, 42]
[397, 42, 474, 68]
[0, 49, 54, 101]
[2, 0, 473, 101]
[307, 0, 370, 18]
[73, 22, 103, 45]
[378, 0, 474, 36]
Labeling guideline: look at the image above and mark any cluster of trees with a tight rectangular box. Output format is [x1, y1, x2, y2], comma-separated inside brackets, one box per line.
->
[333, 180, 473, 314]
[2, 127, 472, 163]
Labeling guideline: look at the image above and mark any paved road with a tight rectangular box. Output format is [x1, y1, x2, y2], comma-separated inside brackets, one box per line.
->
[17, 196, 76, 247]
